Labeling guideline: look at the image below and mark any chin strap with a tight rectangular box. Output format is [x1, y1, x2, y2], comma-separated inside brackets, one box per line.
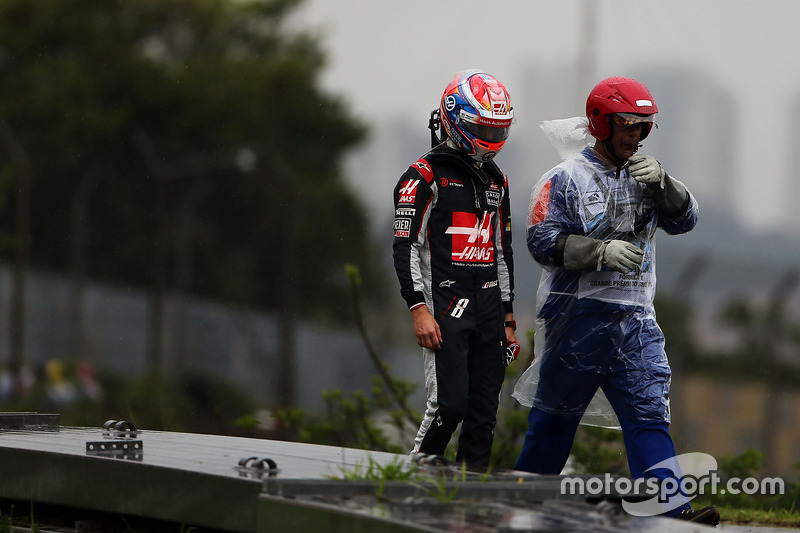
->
[429, 109, 442, 148]
[602, 137, 622, 168]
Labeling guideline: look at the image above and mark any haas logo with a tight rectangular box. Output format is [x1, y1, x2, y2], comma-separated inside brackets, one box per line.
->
[398, 179, 419, 204]
[445, 211, 495, 263]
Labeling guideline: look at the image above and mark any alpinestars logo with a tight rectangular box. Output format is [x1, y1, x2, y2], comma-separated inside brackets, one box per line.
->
[398, 180, 420, 204]
[445, 211, 495, 263]
[413, 161, 431, 173]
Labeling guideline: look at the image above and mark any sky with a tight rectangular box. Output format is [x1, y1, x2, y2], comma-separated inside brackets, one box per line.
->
[288, 0, 800, 236]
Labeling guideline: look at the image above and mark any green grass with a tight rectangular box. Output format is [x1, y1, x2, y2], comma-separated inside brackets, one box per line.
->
[694, 500, 800, 528]
[328, 455, 417, 482]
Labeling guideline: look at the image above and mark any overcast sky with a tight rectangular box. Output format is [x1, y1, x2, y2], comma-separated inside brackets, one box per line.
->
[288, 0, 800, 235]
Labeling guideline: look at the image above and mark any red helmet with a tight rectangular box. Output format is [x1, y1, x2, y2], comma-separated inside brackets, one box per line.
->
[586, 76, 658, 141]
[439, 70, 513, 162]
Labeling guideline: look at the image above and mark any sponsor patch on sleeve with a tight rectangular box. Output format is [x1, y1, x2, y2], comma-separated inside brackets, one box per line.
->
[393, 217, 411, 238]
[411, 159, 434, 183]
[398, 179, 420, 204]
[530, 180, 552, 225]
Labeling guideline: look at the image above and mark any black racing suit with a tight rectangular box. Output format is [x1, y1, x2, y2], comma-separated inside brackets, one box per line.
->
[392, 143, 514, 466]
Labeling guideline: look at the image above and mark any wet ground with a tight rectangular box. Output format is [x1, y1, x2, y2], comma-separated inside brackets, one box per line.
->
[0, 414, 795, 532]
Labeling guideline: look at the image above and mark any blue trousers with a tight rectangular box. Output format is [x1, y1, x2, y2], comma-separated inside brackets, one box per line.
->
[514, 307, 690, 515]
[515, 409, 690, 515]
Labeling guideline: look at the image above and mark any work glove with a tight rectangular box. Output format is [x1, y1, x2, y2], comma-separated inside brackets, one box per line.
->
[628, 154, 665, 187]
[599, 240, 643, 273]
[630, 154, 691, 215]
[504, 342, 520, 366]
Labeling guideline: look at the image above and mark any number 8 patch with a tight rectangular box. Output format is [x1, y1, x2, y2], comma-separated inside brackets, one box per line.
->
[450, 298, 469, 318]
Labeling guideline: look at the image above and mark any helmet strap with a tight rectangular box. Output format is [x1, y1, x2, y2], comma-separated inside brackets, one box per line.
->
[602, 122, 627, 168]
[602, 138, 619, 163]
[429, 109, 442, 148]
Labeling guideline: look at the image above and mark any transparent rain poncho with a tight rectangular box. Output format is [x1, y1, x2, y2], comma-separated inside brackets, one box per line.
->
[512, 118, 696, 429]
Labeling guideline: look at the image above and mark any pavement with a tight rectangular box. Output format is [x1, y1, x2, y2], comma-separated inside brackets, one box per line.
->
[0, 414, 797, 533]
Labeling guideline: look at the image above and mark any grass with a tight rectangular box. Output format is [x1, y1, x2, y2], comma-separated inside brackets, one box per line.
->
[328, 455, 417, 482]
[692, 496, 800, 528]
[721, 505, 800, 527]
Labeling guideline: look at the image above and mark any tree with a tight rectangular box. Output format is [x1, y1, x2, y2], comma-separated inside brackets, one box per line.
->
[0, 0, 376, 321]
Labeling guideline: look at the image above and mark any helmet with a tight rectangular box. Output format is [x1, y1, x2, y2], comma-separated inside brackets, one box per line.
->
[439, 70, 513, 162]
[586, 76, 658, 141]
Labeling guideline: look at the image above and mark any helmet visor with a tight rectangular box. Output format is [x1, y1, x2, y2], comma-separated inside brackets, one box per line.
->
[458, 111, 511, 142]
[610, 113, 655, 137]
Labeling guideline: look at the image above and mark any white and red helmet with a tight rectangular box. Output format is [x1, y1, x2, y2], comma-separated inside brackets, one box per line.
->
[439, 70, 513, 162]
[586, 76, 658, 141]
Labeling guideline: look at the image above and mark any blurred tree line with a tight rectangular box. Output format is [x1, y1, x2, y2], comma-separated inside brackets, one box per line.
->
[0, 0, 384, 328]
